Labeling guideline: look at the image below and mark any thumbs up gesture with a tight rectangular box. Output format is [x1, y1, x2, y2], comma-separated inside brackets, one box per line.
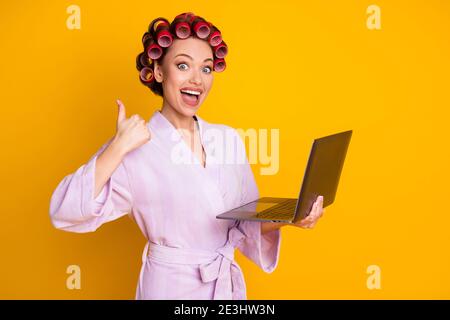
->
[113, 99, 151, 155]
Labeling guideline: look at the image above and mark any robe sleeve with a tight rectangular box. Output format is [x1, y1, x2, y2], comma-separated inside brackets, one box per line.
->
[49, 138, 133, 233]
[231, 128, 282, 273]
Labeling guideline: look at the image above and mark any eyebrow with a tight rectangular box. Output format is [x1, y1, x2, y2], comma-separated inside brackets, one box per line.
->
[175, 53, 213, 63]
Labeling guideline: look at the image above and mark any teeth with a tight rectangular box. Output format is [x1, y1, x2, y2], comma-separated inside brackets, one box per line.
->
[181, 89, 201, 95]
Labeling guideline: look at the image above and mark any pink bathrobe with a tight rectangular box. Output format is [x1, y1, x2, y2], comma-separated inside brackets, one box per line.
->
[49, 110, 282, 299]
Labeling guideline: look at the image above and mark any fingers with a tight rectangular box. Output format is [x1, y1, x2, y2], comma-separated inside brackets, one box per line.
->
[299, 212, 315, 227]
[299, 196, 325, 229]
[119, 114, 145, 131]
[319, 207, 325, 218]
[130, 114, 145, 124]
[298, 220, 312, 228]
[309, 196, 323, 221]
[116, 99, 126, 124]
[144, 126, 152, 141]
[307, 222, 317, 229]
[299, 202, 317, 225]
[307, 197, 321, 220]
[116, 99, 145, 124]
[315, 196, 323, 216]
[132, 119, 146, 130]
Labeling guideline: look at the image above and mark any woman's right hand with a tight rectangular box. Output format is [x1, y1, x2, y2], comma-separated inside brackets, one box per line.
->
[113, 99, 151, 155]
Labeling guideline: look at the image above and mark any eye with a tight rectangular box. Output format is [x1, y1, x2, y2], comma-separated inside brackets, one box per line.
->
[176, 62, 213, 74]
[177, 63, 188, 70]
[203, 66, 212, 74]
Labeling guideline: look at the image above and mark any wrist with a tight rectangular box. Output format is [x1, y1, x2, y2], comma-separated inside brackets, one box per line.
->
[110, 136, 128, 158]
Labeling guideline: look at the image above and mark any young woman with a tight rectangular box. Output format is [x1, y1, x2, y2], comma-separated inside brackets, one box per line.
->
[49, 12, 325, 300]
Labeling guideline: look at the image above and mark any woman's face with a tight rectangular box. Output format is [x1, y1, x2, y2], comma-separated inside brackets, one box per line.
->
[154, 37, 215, 118]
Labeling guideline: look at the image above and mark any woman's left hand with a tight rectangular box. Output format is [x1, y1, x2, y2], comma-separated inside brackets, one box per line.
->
[292, 195, 325, 229]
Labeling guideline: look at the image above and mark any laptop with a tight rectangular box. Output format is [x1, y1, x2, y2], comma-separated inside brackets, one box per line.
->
[216, 130, 352, 223]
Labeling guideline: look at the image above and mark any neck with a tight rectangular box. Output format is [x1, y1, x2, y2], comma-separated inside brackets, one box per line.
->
[160, 103, 195, 132]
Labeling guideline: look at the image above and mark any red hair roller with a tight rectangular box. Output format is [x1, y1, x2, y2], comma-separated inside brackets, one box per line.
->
[140, 67, 154, 83]
[152, 19, 169, 32]
[144, 38, 163, 60]
[153, 20, 173, 47]
[213, 58, 226, 72]
[189, 16, 211, 39]
[174, 21, 191, 39]
[139, 52, 153, 67]
[207, 25, 222, 47]
[156, 29, 173, 47]
[142, 32, 151, 44]
[212, 41, 227, 59]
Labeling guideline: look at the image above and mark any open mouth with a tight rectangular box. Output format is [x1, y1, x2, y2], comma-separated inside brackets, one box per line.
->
[180, 89, 201, 106]
[180, 90, 199, 99]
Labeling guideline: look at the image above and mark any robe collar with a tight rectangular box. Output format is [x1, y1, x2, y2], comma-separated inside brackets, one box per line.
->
[148, 109, 227, 215]
[148, 110, 206, 144]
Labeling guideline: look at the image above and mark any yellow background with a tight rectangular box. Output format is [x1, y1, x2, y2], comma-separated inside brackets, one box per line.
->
[0, 0, 449, 299]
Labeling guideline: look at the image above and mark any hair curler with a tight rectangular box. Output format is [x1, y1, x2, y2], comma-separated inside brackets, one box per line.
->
[140, 67, 155, 83]
[148, 17, 168, 35]
[212, 40, 228, 59]
[171, 17, 191, 39]
[152, 19, 173, 47]
[207, 24, 222, 47]
[213, 58, 226, 72]
[143, 38, 163, 60]
[142, 32, 151, 45]
[137, 52, 153, 69]
[189, 16, 211, 39]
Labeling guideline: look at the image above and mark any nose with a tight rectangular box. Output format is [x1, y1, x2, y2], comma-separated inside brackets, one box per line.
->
[189, 69, 202, 85]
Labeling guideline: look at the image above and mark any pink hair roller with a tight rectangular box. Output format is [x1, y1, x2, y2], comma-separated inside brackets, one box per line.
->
[213, 58, 226, 72]
[174, 21, 191, 39]
[212, 40, 228, 59]
[140, 67, 154, 83]
[144, 37, 163, 60]
[139, 52, 153, 67]
[207, 25, 222, 47]
[189, 16, 211, 39]
[136, 52, 151, 69]
[153, 20, 173, 47]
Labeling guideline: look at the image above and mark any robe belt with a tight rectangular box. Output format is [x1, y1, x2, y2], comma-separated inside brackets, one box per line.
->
[139, 224, 248, 300]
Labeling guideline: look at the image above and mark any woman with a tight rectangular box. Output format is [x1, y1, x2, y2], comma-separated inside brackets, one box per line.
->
[49, 12, 325, 300]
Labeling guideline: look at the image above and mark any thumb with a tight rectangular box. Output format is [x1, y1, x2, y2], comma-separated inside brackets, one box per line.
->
[116, 99, 126, 124]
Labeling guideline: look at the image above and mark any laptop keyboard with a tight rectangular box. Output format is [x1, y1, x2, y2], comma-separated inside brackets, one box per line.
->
[256, 200, 297, 220]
